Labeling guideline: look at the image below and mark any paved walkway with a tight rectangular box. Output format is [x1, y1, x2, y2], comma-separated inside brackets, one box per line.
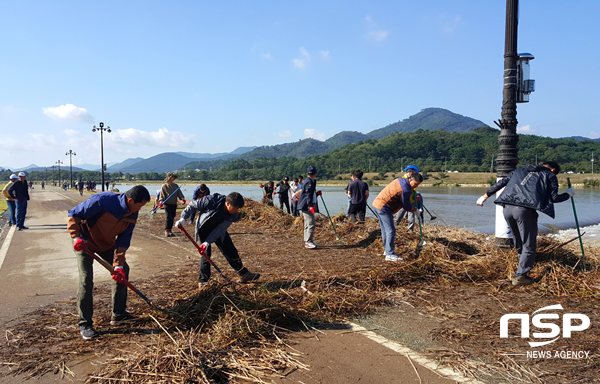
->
[0, 187, 482, 383]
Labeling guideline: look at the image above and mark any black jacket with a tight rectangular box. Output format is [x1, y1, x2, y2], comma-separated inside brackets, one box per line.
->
[486, 164, 569, 218]
[297, 177, 316, 212]
[8, 180, 30, 201]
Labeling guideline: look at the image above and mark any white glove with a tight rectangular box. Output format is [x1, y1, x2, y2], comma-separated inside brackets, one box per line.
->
[175, 218, 186, 228]
[476, 195, 487, 206]
[565, 187, 574, 197]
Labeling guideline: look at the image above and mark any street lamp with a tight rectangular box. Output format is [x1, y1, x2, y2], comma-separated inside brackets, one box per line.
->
[56, 160, 63, 186]
[66, 150, 76, 189]
[92, 122, 111, 191]
[51, 165, 56, 185]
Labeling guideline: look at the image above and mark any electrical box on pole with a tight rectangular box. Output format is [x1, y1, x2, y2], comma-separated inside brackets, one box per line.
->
[517, 53, 535, 103]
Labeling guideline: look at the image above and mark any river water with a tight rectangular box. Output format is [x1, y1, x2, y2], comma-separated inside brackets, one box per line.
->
[117, 184, 600, 246]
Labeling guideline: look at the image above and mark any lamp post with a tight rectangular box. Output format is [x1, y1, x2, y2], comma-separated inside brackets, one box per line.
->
[51, 165, 55, 185]
[66, 150, 76, 189]
[92, 122, 111, 191]
[56, 160, 63, 186]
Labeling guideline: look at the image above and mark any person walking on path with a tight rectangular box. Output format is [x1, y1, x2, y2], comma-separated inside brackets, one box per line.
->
[394, 165, 422, 230]
[276, 177, 291, 214]
[41, 181, 45, 190]
[295, 166, 320, 249]
[158, 172, 186, 237]
[68, 185, 151, 340]
[8, 172, 30, 230]
[347, 170, 369, 223]
[189, 184, 210, 224]
[176, 192, 260, 287]
[78, 180, 85, 196]
[476, 161, 573, 286]
[2, 174, 18, 227]
[372, 173, 423, 261]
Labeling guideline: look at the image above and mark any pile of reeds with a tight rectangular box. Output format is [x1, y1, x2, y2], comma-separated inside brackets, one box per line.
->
[1, 198, 598, 383]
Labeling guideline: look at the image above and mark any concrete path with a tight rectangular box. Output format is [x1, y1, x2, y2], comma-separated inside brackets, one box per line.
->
[0, 187, 482, 383]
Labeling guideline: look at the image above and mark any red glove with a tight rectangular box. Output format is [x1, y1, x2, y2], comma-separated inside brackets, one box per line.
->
[259, 184, 263, 188]
[309, 206, 315, 215]
[198, 242, 208, 255]
[416, 196, 421, 202]
[158, 202, 163, 208]
[73, 237, 85, 251]
[263, 195, 267, 199]
[112, 267, 126, 284]
[316, 190, 322, 196]
[182, 199, 186, 205]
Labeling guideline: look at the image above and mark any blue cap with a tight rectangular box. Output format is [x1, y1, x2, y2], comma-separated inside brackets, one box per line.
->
[10, 174, 18, 180]
[307, 166, 317, 175]
[403, 165, 419, 173]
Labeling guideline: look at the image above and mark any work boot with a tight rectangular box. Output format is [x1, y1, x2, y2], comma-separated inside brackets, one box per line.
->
[80, 324, 99, 340]
[511, 275, 536, 286]
[238, 271, 261, 283]
[110, 312, 139, 325]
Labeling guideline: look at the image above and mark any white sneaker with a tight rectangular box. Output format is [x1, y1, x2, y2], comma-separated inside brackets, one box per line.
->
[305, 242, 317, 249]
[385, 254, 403, 262]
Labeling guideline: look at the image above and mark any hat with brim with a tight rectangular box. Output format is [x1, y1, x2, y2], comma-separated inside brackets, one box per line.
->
[403, 165, 419, 173]
[18, 172, 26, 177]
[10, 174, 18, 180]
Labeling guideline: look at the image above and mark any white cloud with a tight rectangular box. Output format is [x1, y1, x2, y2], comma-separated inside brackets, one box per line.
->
[588, 131, 600, 139]
[292, 47, 311, 70]
[42, 104, 94, 123]
[107, 127, 195, 148]
[279, 130, 292, 138]
[304, 128, 326, 141]
[365, 15, 389, 42]
[320, 50, 330, 59]
[261, 52, 273, 60]
[517, 124, 537, 134]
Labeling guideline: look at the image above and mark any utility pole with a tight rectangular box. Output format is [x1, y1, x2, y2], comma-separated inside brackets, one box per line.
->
[493, 0, 520, 248]
[592, 151, 594, 175]
[51, 165, 55, 185]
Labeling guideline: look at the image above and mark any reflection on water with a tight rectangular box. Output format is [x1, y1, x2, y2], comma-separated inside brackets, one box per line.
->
[117, 183, 600, 244]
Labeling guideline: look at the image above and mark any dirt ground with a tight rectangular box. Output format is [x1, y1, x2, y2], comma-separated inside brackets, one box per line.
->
[0, 199, 598, 383]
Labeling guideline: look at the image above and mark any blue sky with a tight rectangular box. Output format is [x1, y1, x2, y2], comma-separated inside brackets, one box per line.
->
[1, 1, 599, 170]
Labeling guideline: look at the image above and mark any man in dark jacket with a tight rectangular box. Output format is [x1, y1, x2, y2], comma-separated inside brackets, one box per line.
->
[294, 166, 320, 249]
[176, 192, 260, 287]
[68, 185, 150, 340]
[347, 170, 369, 222]
[8, 172, 30, 230]
[476, 162, 573, 286]
[189, 184, 210, 223]
[276, 177, 291, 214]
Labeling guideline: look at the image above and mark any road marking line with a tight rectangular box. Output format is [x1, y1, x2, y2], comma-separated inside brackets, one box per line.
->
[347, 322, 487, 384]
[0, 225, 16, 271]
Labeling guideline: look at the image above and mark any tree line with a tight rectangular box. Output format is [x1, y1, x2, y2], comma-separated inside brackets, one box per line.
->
[3, 127, 599, 182]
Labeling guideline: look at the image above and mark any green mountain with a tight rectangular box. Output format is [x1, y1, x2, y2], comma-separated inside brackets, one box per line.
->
[366, 107, 489, 139]
[234, 108, 488, 161]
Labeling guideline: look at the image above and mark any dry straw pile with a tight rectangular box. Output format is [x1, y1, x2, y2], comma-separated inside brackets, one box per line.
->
[1, 199, 598, 383]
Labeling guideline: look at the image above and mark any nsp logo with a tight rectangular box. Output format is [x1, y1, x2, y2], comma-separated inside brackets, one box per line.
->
[500, 304, 590, 347]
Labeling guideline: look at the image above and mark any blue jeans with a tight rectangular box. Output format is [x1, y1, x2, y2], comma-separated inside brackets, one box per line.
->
[15, 199, 27, 228]
[6, 200, 16, 225]
[372, 205, 396, 255]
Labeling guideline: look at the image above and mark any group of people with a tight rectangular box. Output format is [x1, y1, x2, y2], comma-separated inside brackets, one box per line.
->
[61, 159, 574, 340]
[2, 172, 30, 230]
[262, 176, 306, 216]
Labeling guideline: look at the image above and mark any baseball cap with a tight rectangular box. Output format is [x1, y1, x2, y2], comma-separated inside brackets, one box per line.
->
[283, 177, 289, 181]
[307, 166, 317, 175]
[18, 172, 26, 177]
[403, 165, 419, 173]
[10, 174, 18, 180]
